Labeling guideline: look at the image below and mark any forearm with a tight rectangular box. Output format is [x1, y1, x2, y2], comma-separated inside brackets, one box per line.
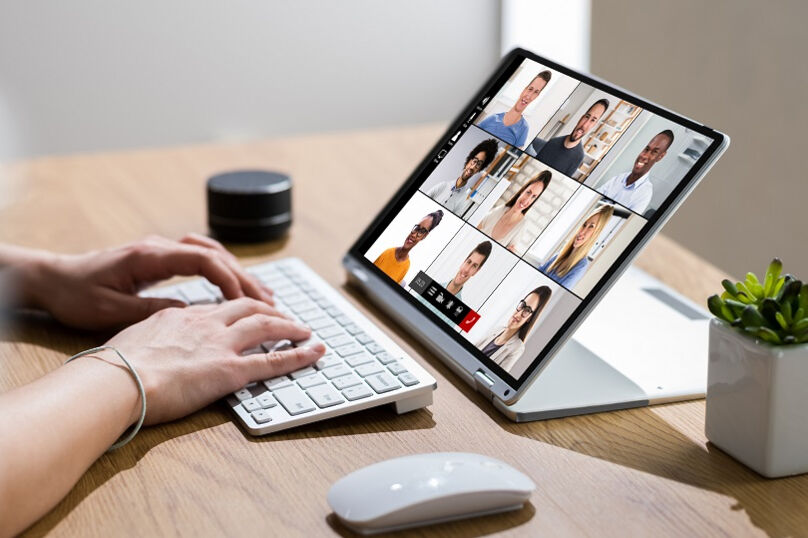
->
[0, 353, 140, 536]
[0, 244, 59, 310]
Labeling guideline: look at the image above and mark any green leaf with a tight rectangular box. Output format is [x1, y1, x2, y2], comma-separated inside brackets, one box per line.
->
[775, 311, 789, 330]
[782, 300, 793, 326]
[795, 307, 805, 324]
[721, 279, 739, 297]
[760, 298, 781, 327]
[708, 295, 735, 323]
[773, 277, 786, 296]
[741, 305, 766, 328]
[793, 318, 808, 333]
[765, 258, 782, 287]
[757, 327, 782, 344]
[736, 282, 757, 301]
[746, 272, 761, 286]
[763, 272, 775, 298]
[800, 286, 808, 312]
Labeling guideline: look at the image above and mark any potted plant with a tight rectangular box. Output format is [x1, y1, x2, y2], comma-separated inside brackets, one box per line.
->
[705, 259, 808, 477]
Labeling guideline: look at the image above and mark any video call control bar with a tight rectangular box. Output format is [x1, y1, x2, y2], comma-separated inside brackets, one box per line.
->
[409, 271, 481, 332]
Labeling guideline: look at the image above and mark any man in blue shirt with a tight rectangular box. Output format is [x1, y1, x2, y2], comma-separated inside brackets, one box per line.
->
[528, 98, 609, 177]
[477, 71, 552, 147]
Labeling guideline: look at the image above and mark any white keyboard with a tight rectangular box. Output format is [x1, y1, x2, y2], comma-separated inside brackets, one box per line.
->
[141, 258, 437, 435]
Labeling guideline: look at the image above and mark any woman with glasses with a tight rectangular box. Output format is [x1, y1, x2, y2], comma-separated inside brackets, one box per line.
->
[477, 70, 551, 147]
[474, 286, 551, 371]
[476, 170, 551, 252]
[539, 204, 614, 290]
[373, 210, 444, 284]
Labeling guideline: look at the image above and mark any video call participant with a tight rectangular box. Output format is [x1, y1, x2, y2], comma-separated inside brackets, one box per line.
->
[474, 286, 552, 372]
[538, 204, 614, 289]
[528, 99, 610, 177]
[416, 241, 492, 324]
[373, 210, 443, 284]
[476, 171, 551, 252]
[425, 139, 499, 214]
[597, 130, 675, 214]
[477, 71, 552, 147]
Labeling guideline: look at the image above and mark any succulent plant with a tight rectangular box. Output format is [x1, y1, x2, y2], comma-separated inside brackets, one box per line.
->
[707, 258, 808, 345]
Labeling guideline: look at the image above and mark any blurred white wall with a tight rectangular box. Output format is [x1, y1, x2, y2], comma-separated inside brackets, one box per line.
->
[0, 1, 501, 161]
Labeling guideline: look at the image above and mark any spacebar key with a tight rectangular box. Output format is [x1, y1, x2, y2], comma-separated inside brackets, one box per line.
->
[273, 386, 317, 415]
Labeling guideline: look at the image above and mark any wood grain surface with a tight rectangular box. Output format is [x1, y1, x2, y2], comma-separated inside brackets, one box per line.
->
[1, 124, 805, 537]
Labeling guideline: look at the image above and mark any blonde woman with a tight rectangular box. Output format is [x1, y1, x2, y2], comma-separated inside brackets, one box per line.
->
[476, 170, 551, 252]
[538, 204, 615, 289]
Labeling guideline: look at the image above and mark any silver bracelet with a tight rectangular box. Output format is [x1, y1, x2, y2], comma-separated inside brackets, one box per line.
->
[64, 345, 147, 451]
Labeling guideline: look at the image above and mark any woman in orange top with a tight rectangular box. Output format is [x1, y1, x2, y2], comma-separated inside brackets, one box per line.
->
[374, 210, 444, 284]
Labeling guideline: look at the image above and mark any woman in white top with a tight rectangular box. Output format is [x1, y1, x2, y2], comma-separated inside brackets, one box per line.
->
[474, 286, 552, 372]
[476, 170, 551, 252]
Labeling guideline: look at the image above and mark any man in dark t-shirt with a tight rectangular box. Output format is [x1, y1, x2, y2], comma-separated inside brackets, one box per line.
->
[527, 98, 609, 177]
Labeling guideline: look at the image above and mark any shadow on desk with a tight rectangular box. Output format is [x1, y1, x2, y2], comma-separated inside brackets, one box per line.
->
[338, 284, 808, 538]
[325, 502, 536, 538]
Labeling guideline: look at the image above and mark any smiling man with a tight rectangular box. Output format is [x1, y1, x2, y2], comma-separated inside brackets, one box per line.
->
[477, 71, 552, 147]
[597, 130, 675, 215]
[443, 241, 493, 298]
[425, 138, 498, 215]
[528, 98, 610, 177]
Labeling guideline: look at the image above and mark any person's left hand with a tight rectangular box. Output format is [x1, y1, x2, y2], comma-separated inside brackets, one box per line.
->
[27, 234, 273, 330]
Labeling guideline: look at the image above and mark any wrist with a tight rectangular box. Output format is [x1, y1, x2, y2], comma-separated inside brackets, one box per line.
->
[0, 246, 62, 310]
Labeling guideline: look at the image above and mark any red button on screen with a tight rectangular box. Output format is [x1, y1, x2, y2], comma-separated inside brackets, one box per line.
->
[459, 310, 480, 332]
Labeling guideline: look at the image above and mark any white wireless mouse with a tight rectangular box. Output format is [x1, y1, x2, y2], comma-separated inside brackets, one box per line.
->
[327, 452, 535, 534]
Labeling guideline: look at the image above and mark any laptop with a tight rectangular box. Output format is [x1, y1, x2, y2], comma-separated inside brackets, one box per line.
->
[146, 48, 727, 433]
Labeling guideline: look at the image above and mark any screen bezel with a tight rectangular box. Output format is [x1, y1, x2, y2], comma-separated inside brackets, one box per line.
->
[346, 47, 726, 395]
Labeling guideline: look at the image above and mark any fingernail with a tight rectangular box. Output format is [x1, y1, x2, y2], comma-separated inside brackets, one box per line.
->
[308, 342, 326, 353]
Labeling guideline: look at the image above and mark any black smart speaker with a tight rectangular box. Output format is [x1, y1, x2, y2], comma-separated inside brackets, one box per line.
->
[206, 170, 292, 243]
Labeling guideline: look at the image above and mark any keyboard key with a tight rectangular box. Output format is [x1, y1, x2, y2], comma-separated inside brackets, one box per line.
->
[325, 306, 341, 317]
[307, 384, 345, 408]
[298, 309, 326, 323]
[334, 314, 352, 326]
[234, 388, 253, 401]
[388, 362, 408, 375]
[315, 354, 341, 370]
[326, 334, 353, 348]
[314, 297, 331, 308]
[256, 393, 277, 408]
[398, 372, 419, 386]
[342, 383, 373, 401]
[242, 398, 261, 412]
[201, 280, 224, 302]
[354, 332, 374, 345]
[332, 373, 363, 390]
[251, 410, 273, 424]
[366, 342, 385, 355]
[355, 361, 384, 377]
[321, 363, 352, 379]
[291, 300, 318, 314]
[334, 343, 363, 357]
[376, 352, 398, 365]
[366, 372, 401, 394]
[345, 352, 374, 367]
[264, 376, 293, 391]
[308, 317, 336, 331]
[297, 372, 326, 389]
[280, 292, 306, 304]
[179, 280, 217, 304]
[317, 326, 344, 339]
[290, 367, 316, 379]
[273, 386, 316, 415]
[344, 323, 363, 335]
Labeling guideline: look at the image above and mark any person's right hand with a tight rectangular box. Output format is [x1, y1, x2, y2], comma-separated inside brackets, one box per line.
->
[104, 297, 326, 425]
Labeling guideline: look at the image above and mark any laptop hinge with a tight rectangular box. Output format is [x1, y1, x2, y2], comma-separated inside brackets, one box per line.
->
[473, 370, 496, 400]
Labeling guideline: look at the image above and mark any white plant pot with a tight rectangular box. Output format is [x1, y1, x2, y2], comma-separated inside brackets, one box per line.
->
[705, 318, 808, 478]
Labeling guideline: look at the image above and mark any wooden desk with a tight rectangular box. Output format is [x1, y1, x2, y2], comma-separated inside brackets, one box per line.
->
[1, 125, 806, 537]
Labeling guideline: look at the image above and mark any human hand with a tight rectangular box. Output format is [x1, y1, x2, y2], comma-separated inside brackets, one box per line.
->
[106, 297, 326, 425]
[27, 234, 272, 330]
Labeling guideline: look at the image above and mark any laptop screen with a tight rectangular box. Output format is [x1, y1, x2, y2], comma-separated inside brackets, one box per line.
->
[349, 49, 724, 387]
